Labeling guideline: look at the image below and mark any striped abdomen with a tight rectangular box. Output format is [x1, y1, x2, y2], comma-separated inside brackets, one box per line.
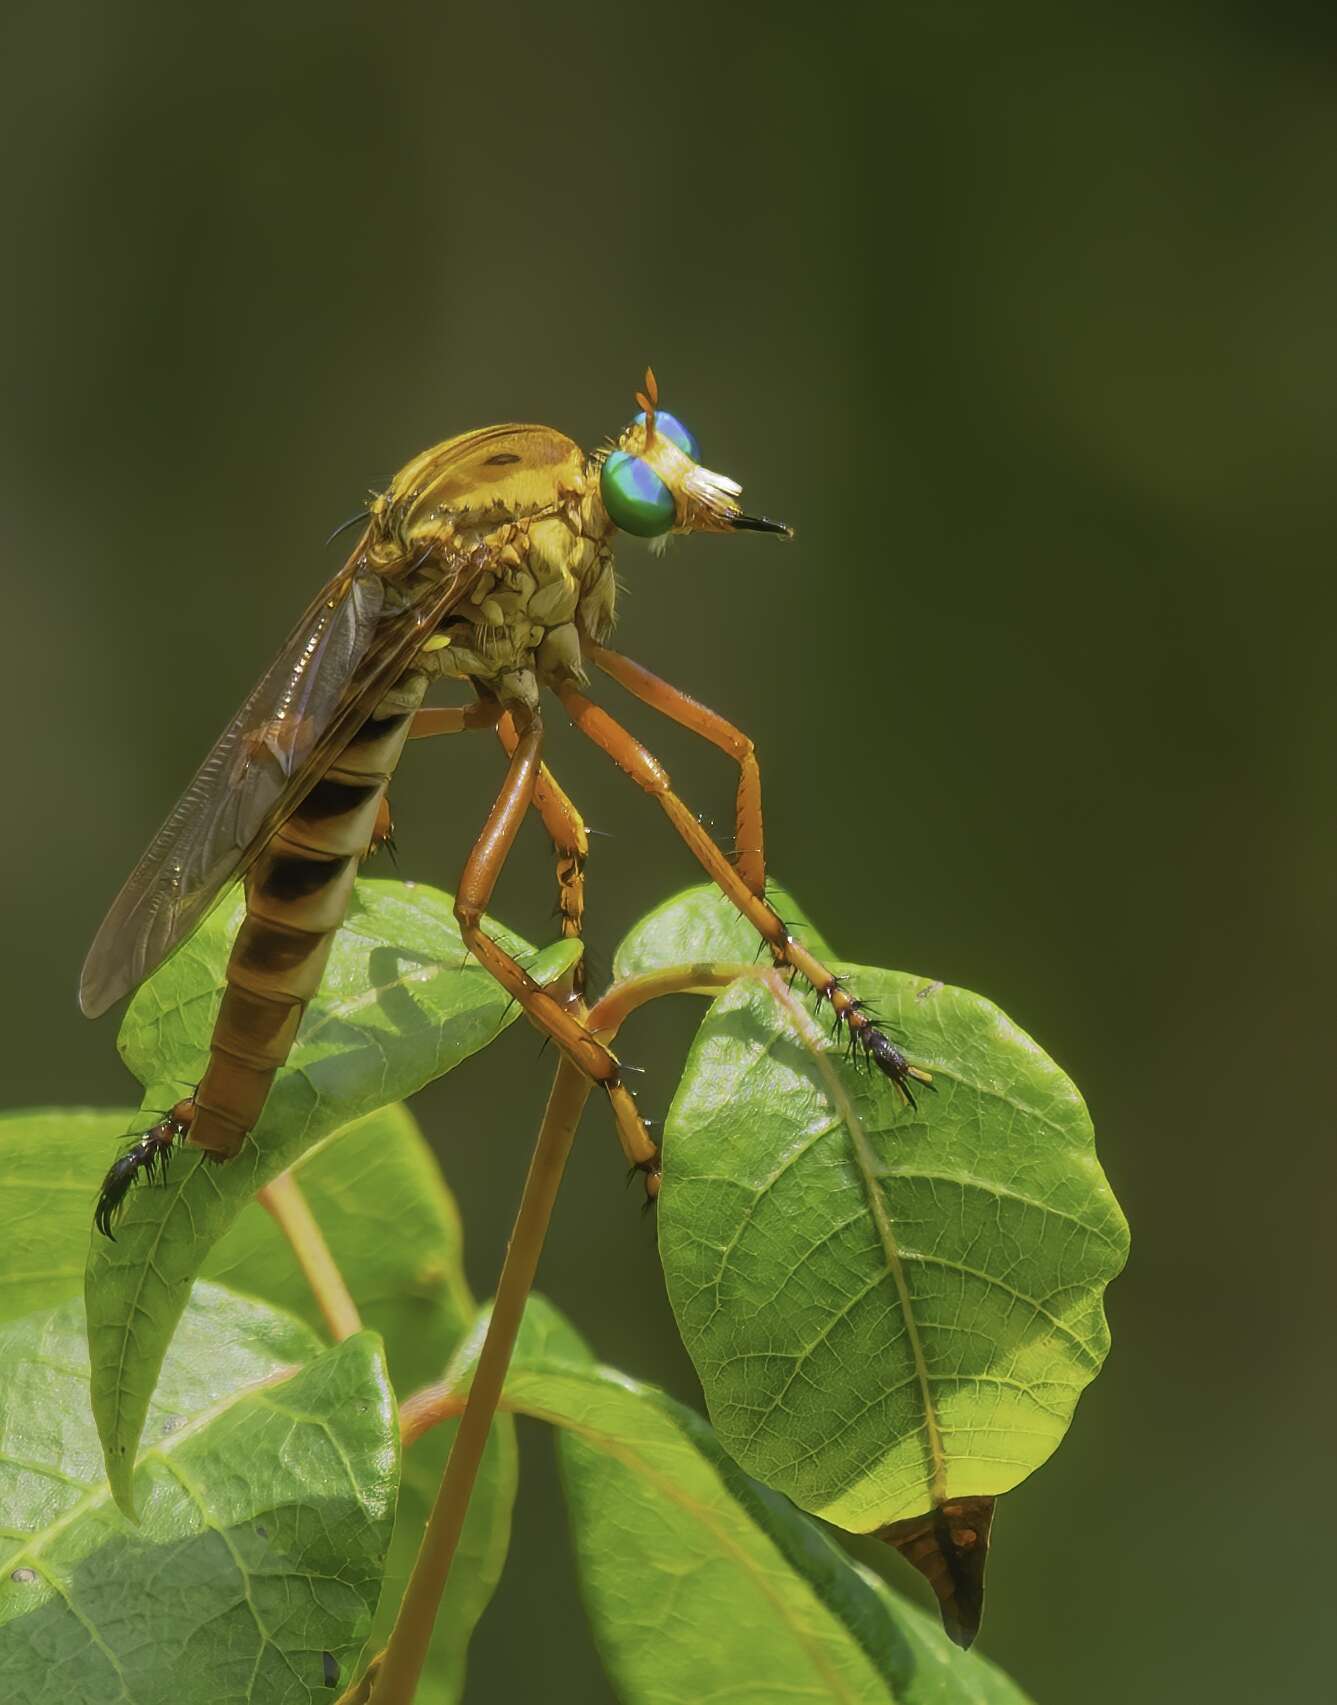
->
[188, 676, 427, 1158]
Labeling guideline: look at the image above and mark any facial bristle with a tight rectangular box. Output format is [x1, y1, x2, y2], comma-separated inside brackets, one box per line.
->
[684, 464, 743, 515]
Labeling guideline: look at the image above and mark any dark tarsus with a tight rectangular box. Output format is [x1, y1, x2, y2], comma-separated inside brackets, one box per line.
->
[94, 1098, 195, 1238]
[814, 976, 929, 1108]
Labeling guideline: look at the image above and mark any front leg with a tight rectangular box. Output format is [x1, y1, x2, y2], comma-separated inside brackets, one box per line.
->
[558, 684, 932, 1106]
[586, 640, 764, 897]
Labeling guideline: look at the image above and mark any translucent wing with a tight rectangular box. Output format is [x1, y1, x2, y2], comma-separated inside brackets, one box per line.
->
[79, 564, 383, 1015]
[80, 553, 473, 1016]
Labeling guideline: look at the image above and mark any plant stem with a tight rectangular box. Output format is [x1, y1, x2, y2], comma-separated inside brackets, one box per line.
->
[352, 961, 755, 1703]
[257, 1170, 362, 1341]
[365, 1053, 593, 1705]
[586, 960, 751, 1038]
[397, 1385, 468, 1448]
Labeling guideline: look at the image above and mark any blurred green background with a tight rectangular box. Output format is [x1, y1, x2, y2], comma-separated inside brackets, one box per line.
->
[3, 2, 1330, 1699]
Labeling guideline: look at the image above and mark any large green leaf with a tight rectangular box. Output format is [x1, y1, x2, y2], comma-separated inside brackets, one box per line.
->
[0, 1108, 134, 1325]
[201, 1102, 473, 1389]
[86, 878, 576, 1515]
[433, 1296, 1032, 1703]
[557, 1378, 1034, 1704]
[613, 880, 835, 981]
[727, 1480, 1036, 1705]
[0, 1284, 397, 1704]
[203, 1101, 516, 1704]
[658, 969, 1128, 1537]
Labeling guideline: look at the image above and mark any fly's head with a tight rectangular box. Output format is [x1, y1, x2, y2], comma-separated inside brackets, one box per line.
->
[596, 370, 792, 550]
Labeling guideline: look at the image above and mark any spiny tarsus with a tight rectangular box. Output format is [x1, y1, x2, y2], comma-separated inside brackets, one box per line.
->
[94, 1098, 196, 1239]
[811, 974, 932, 1109]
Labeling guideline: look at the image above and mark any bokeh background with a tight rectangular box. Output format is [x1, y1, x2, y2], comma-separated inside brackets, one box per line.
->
[3, 2, 1331, 1699]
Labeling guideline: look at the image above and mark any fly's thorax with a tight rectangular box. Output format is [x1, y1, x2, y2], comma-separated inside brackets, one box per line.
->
[415, 506, 616, 698]
[372, 423, 588, 554]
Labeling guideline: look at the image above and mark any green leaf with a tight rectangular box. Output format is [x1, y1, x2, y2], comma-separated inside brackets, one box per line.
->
[86, 878, 576, 1515]
[201, 1102, 473, 1390]
[201, 1099, 517, 1704]
[0, 1284, 397, 1705]
[658, 968, 1129, 1536]
[463, 1299, 1031, 1704]
[613, 879, 835, 980]
[692, 1448, 1033, 1704]
[117, 878, 578, 1162]
[0, 1108, 135, 1325]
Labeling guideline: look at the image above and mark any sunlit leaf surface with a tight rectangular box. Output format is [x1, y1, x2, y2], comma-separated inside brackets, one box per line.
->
[0, 1108, 134, 1325]
[613, 879, 834, 980]
[0, 1284, 396, 1704]
[658, 969, 1128, 1537]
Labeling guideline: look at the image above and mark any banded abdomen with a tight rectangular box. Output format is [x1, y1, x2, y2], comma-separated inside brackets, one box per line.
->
[188, 672, 429, 1157]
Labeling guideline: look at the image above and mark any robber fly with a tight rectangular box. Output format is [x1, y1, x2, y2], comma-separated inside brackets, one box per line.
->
[83, 372, 929, 1233]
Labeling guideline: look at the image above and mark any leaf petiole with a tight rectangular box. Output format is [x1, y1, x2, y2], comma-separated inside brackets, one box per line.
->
[257, 1169, 363, 1342]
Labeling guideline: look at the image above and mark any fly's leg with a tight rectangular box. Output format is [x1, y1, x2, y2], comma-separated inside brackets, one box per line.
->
[366, 794, 396, 860]
[587, 640, 764, 896]
[373, 699, 510, 864]
[410, 700, 591, 985]
[94, 1098, 196, 1239]
[498, 710, 589, 989]
[408, 703, 507, 741]
[557, 686, 933, 1105]
[454, 706, 659, 1187]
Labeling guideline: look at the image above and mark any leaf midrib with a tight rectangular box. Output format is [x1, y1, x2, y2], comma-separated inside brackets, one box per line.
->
[766, 980, 948, 1509]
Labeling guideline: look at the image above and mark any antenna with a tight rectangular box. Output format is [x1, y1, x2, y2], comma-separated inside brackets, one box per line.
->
[635, 366, 659, 446]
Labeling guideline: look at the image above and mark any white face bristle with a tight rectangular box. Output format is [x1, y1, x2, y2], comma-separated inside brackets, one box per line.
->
[683, 463, 743, 519]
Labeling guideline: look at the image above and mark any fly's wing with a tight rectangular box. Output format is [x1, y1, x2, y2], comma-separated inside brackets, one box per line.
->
[81, 421, 587, 1018]
[79, 552, 477, 1017]
[79, 562, 383, 1015]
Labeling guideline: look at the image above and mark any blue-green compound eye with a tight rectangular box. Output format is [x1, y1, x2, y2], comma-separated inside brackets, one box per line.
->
[632, 409, 700, 462]
[601, 451, 677, 537]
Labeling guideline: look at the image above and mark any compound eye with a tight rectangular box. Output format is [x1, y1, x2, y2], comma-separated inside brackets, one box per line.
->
[601, 451, 677, 537]
[633, 409, 701, 462]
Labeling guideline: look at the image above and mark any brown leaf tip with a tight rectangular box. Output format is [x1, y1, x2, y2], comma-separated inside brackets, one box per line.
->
[876, 1495, 996, 1649]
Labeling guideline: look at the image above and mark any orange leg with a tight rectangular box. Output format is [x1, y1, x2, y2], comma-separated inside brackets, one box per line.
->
[408, 702, 506, 740]
[557, 686, 932, 1105]
[497, 710, 589, 985]
[587, 640, 765, 896]
[358, 701, 512, 863]
[411, 701, 588, 969]
[453, 708, 659, 1183]
[365, 794, 396, 859]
